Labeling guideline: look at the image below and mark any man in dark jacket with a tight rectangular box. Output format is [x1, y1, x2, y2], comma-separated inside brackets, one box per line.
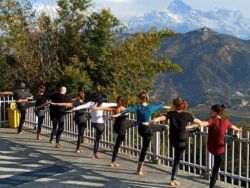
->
[13, 83, 33, 134]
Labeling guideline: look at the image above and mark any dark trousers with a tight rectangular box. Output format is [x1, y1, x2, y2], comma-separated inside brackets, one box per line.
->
[171, 146, 185, 180]
[37, 116, 44, 134]
[50, 113, 64, 143]
[17, 111, 26, 133]
[209, 154, 223, 188]
[138, 124, 166, 162]
[112, 134, 125, 162]
[92, 123, 105, 154]
[76, 123, 87, 151]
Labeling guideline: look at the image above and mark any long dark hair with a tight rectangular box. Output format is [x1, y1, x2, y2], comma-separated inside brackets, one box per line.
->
[93, 93, 103, 107]
[211, 104, 225, 116]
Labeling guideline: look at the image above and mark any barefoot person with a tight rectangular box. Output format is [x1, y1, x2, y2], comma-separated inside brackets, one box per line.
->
[34, 85, 49, 140]
[72, 93, 117, 159]
[48, 86, 71, 148]
[72, 88, 90, 153]
[195, 104, 242, 188]
[13, 83, 33, 134]
[113, 91, 170, 175]
[93, 96, 136, 167]
[49, 87, 90, 153]
[150, 98, 200, 186]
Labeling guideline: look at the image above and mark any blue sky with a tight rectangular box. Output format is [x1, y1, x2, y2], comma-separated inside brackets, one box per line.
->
[30, 0, 250, 18]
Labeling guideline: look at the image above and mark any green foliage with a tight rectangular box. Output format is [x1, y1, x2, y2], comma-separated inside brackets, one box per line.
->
[106, 30, 182, 104]
[0, 0, 180, 98]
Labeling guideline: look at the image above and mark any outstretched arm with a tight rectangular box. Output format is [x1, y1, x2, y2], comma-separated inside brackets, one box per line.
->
[150, 115, 167, 124]
[92, 106, 116, 111]
[231, 125, 242, 132]
[73, 101, 93, 111]
[50, 102, 73, 107]
[112, 105, 138, 118]
[194, 118, 210, 127]
[0, 91, 13, 95]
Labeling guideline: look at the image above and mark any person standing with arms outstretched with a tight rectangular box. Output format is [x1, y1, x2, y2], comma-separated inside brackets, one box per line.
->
[150, 98, 200, 186]
[195, 104, 242, 188]
[93, 96, 136, 167]
[50, 87, 90, 153]
[72, 87, 90, 153]
[34, 85, 49, 140]
[113, 91, 170, 175]
[13, 83, 33, 134]
[48, 86, 70, 148]
[72, 93, 117, 159]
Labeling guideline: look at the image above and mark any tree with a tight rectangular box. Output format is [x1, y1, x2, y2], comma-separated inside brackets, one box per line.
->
[105, 30, 182, 104]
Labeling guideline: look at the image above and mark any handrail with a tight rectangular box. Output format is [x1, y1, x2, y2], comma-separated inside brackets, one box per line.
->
[0, 95, 249, 188]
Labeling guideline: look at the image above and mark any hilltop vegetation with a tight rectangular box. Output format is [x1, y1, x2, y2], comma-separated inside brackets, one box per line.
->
[0, 0, 181, 103]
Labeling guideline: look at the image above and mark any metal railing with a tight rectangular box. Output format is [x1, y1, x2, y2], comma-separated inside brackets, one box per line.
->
[0, 95, 249, 187]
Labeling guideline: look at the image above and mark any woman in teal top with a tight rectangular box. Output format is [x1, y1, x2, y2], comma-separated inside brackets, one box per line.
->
[113, 91, 170, 175]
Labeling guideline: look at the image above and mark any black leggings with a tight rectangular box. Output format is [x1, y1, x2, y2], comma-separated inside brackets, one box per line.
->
[17, 111, 26, 133]
[37, 116, 44, 134]
[92, 123, 105, 154]
[50, 114, 64, 143]
[210, 154, 223, 188]
[138, 124, 166, 162]
[112, 134, 125, 162]
[76, 123, 87, 151]
[171, 146, 185, 180]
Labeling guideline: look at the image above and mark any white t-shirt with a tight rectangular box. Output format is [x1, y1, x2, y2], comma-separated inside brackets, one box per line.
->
[73, 101, 117, 124]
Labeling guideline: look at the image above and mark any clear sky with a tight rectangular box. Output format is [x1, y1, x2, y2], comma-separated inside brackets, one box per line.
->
[30, 0, 250, 19]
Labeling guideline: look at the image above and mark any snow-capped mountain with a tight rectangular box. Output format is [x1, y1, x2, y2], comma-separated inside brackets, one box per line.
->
[124, 0, 250, 39]
[32, 4, 58, 18]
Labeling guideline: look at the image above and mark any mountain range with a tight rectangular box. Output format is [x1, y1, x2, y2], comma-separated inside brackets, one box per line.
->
[124, 0, 250, 40]
[151, 27, 250, 106]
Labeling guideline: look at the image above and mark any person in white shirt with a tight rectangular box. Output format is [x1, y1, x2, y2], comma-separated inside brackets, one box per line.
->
[72, 93, 116, 159]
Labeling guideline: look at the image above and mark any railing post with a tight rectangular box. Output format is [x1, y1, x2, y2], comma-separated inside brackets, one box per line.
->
[203, 128, 211, 180]
[152, 131, 160, 164]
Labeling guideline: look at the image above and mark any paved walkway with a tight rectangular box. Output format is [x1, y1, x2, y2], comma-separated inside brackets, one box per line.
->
[0, 127, 236, 188]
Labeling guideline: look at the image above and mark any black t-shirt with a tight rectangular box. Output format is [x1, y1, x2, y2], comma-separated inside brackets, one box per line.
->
[165, 111, 194, 147]
[49, 93, 70, 113]
[13, 89, 33, 111]
[35, 94, 47, 110]
[72, 100, 87, 116]
[72, 100, 90, 124]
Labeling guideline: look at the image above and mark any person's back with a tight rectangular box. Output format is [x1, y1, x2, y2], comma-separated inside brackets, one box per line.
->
[14, 89, 32, 111]
[167, 111, 194, 147]
[207, 117, 232, 155]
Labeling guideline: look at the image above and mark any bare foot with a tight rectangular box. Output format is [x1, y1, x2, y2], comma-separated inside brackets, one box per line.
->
[37, 134, 42, 140]
[111, 162, 120, 167]
[55, 143, 63, 149]
[136, 170, 146, 176]
[170, 180, 180, 186]
[92, 154, 100, 159]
